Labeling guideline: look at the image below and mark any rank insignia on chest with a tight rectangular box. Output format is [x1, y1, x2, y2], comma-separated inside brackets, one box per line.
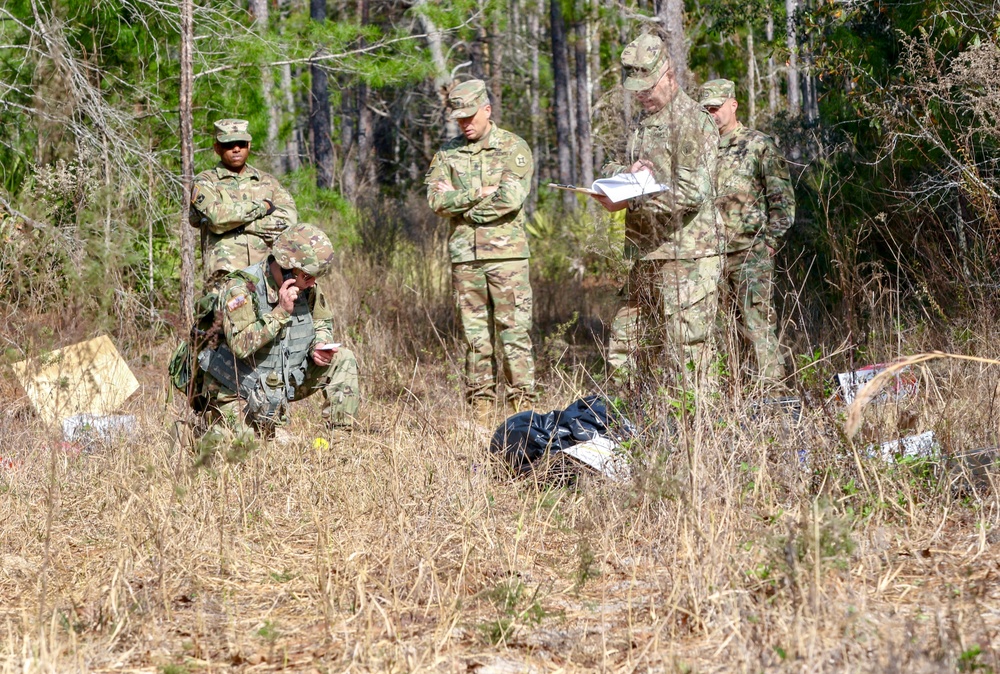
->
[515, 154, 527, 167]
[227, 294, 248, 311]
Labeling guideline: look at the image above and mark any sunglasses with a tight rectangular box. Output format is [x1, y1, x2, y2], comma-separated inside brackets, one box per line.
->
[220, 140, 249, 150]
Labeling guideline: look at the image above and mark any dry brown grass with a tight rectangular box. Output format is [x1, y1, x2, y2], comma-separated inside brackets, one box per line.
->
[4, 265, 1000, 674]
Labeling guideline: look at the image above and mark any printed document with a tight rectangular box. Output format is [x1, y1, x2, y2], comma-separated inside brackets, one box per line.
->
[548, 169, 668, 203]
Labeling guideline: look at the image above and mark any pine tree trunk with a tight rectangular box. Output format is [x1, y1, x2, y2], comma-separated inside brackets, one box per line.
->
[574, 16, 593, 188]
[357, 83, 377, 190]
[766, 12, 778, 115]
[746, 24, 757, 126]
[527, 2, 541, 214]
[249, 0, 279, 170]
[281, 63, 300, 172]
[487, 14, 503, 124]
[340, 84, 358, 199]
[656, 0, 688, 89]
[179, 0, 195, 326]
[590, 4, 604, 169]
[355, 0, 377, 194]
[785, 0, 800, 116]
[277, 0, 300, 172]
[550, 0, 575, 210]
[310, 0, 334, 188]
[415, 2, 458, 139]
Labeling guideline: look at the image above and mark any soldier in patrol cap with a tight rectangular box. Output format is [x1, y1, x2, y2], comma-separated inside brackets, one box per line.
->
[193, 222, 360, 441]
[190, 118, 298, 287]
[592, 34, 724, 393]
[425, 79, 537, 422]
[699, 79, 795, 384]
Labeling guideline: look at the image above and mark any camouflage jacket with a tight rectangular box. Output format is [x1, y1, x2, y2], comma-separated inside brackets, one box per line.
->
[218, 262, 334, 360]
[715, 123, 795, 252]
[190, 163, 298, 276]
[425, 123, 533, 263]
[604, 89, 723, 261]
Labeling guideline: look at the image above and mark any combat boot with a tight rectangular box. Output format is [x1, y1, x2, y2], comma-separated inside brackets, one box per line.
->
[472, 398, 496, 428]
[505, 394, 533, 417]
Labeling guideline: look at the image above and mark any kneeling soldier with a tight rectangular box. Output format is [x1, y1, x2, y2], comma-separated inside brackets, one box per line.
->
[195, 223, 360, 438]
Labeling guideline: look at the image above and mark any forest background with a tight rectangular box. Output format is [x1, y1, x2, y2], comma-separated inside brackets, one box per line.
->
[4, 0, 1000, 354]
[5, 0, 1000, 671]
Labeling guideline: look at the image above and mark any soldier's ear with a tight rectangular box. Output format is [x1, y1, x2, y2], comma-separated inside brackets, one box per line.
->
[482, 104, 492, 119]
[213, 141, 223, 157]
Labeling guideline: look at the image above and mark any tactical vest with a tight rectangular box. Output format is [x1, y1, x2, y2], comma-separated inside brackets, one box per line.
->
[197, 261, 315, 423]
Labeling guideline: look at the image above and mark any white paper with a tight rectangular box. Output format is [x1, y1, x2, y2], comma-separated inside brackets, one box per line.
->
[591, 169, 669, 203]
[561, 436, 632, 482]
[869, 431, 938, 463]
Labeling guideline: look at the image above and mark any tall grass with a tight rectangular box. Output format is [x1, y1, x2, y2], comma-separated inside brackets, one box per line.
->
[3, 196, 1000, 672]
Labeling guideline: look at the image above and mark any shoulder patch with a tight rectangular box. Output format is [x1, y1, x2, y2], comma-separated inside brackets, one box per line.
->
[515, 154, 527, 167]
[227, 294, 248, 311]
[191, 185, 202, 205]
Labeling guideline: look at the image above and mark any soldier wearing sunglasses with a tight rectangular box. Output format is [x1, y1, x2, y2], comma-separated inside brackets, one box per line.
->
[190, 119, 298, 287]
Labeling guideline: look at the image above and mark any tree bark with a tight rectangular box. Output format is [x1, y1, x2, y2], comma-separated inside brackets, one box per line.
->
[550, 0, 575, 210]
[590, 2, 603, 169]
[179, 0, 195, 327]
[766, 12, 778, 115]
[487, 9, 503, 124]
[746, 24, 756, 126]
[415, 1, 458, 139]
[357, 83, 377, 190]
[656, 0, 688, 90]
[785, 0, 800, 116]
[310, 0, 334, 188]
[340, 84, 358, 199]
[356, 0, 377, 192]
[249, 0, 279, 170]
[280, 63, 300, 172]
[527, 1, 541, 214]
[573, 16, 593, 188]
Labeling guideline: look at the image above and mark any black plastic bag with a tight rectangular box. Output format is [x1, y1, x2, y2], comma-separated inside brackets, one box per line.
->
[489, 395, 634, 475]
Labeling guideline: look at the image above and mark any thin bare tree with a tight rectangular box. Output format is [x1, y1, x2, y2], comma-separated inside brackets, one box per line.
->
[179, 0, 195, 327]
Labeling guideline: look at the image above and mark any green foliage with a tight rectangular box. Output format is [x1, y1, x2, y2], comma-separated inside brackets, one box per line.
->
[477, 579, 547, 646]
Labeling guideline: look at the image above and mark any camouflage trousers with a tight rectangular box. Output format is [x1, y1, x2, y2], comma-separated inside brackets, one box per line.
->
[202, 347, 360, 438]
[720, 242, 785, 381]
[453, 258, 536, 403]
[609, 255, 723, 388]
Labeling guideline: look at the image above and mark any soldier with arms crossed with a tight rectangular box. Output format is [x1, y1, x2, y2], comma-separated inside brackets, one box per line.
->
[592, 34, 724, 391]
[193, 223, 360, 440]
[190, 119, 298, 287]
[699, 79, 795, 384]
[425, 79, 536, 421]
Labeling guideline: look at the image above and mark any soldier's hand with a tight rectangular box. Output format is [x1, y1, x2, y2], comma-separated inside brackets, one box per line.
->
[278, 278, 299, 313]
[262, 199, 277, 216]
[628, 159, 656, 174]
[433, 180, 454, 194]
[478, 184, 499, 199]
[312, 347, 334, 367]
[592, 193, 628, 212]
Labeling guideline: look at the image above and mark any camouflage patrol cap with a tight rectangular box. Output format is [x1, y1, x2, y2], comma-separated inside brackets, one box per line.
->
[214, 119, 252, 143]
[272, 223, 335, 277]
[448, 79, 489, 119]
[621, 34, 670, 91]
[699, 79, 737, 107]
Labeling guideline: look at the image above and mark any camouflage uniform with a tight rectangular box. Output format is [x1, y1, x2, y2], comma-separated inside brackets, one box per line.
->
[425, 80, 535, 404]
[190, 119, 297, 284]
[605, 35, 724, 384]
[196, 224, 359, 438]
[700, 80, 795, 381]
